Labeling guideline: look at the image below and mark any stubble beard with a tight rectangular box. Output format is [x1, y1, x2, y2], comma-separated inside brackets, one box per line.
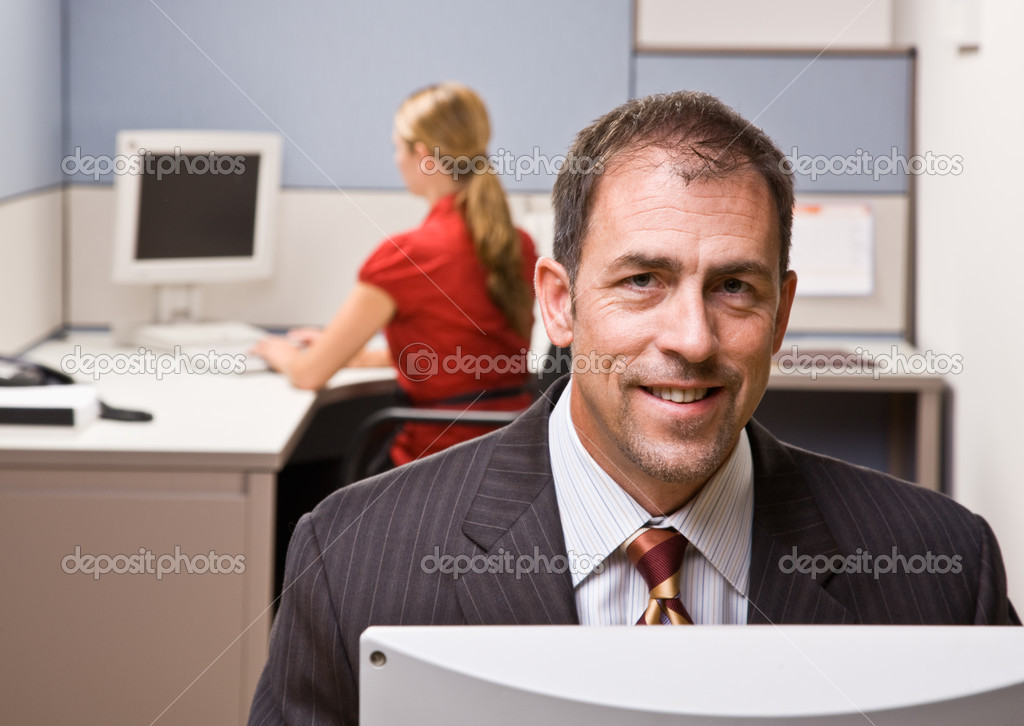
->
[615, 362, 743, 488]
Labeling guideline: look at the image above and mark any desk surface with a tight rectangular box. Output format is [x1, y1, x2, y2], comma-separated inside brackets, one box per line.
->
[0, 332, 395, 470]
[0, 332, 944, 470]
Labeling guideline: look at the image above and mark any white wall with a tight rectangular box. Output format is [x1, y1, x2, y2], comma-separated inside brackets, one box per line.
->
[0, 0, 64, 353]
[0, 191, 63, 353]
[66, 185, 556, 348]
[636, 0, 893, 49]
[894, 0, 1024, 605]
[67, 186, 428, 329]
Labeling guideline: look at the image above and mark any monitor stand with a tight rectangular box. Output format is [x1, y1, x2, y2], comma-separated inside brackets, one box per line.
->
[131, 284, 267, 352]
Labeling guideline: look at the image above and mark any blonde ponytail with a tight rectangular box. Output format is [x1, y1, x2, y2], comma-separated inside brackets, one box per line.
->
[457, 170, 533, 339]
[396, 82, 534, 339]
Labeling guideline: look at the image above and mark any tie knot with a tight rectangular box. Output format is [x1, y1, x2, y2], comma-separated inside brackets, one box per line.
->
[624, 527, 687, 591]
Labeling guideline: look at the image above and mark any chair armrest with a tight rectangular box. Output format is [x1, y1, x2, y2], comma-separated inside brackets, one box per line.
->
[342, 406, 522, 484]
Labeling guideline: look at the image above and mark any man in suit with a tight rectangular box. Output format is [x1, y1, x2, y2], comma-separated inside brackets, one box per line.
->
[249, 91, 1018, 725]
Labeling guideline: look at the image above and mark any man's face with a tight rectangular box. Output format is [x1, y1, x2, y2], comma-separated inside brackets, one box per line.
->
[548, 149, 796, 504]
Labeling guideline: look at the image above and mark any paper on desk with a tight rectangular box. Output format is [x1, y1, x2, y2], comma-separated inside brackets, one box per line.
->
[790, 203, 874, 297]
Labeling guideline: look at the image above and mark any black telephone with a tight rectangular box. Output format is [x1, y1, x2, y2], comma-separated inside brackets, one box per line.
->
[0, 356, 153, 422]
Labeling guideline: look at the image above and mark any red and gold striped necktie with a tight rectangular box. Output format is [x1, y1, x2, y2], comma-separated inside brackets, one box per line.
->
[625, 527, 693, 625]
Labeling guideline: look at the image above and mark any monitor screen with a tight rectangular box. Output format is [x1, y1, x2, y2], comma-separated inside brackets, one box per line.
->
[135, 152, 260, 260]
[113, 130, 281, 285]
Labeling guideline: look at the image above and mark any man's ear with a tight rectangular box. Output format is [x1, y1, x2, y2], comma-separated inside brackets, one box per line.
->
[771, 270, 798, 355]
[534, 257, 574, 348]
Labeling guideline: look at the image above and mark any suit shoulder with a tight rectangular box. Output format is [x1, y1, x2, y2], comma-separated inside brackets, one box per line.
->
[779, 439, 984, 542]
[305, 430, 499, 537]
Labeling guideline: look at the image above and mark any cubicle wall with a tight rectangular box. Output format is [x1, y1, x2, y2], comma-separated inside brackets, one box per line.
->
[634, 51, 915, 335]
[0, 0, 65, 353]
[62, 0, 633, 328]
[56, 1, 922, 479]
[62, 0, 913, 341]
[0, 0, 913, 341]
[57, 3, 921, 484]
[634, 53, 913, 194]
[64, 0, 632, 193]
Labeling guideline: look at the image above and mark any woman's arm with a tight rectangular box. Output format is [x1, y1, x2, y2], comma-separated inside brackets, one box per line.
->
[253, 282, 397, 389]
[346, 346, 392, 367]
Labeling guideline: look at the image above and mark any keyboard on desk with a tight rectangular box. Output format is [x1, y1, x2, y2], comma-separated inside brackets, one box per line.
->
[135, 321, 272, 373]
[174, 345, 271, 373]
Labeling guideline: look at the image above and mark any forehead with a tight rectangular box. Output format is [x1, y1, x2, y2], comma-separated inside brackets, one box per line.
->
[582, 150, 781, 269]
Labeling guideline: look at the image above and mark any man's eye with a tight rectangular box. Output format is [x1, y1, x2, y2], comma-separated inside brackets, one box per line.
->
[627, 273, 654, 288]
[722, 278, 748, 294]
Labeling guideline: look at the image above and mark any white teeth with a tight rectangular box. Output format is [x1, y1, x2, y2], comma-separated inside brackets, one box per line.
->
[650, 387, 708, 403]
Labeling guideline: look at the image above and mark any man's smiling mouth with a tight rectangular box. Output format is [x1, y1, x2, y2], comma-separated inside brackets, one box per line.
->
[643, 386, 716, 404]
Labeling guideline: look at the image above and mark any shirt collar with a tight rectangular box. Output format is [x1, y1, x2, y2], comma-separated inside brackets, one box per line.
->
[548, 378, 753, 594]
[427, 193, 459, 219]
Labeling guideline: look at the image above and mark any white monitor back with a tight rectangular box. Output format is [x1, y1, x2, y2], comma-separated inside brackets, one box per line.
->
[361, 625, 1024, 725]
[112, 129, 281, 285]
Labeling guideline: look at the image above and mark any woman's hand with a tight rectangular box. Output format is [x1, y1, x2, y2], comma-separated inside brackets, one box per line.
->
[256, 283, 397, 390]
[251, 336, 302, 377]
[285, 327, 322, 347]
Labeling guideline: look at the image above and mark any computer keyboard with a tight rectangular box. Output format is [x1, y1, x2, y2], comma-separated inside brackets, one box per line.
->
[175, 344, 270, 373]
[135, 321, 268, 348]
[133, 321, 272, 373]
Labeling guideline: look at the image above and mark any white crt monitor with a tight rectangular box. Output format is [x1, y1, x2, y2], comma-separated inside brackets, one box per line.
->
[361, 626, 1024, 725]
[112, 129, 281, 287]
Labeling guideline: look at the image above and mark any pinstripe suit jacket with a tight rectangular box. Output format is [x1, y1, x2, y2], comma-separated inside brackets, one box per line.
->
[249, 377, 1018, 725]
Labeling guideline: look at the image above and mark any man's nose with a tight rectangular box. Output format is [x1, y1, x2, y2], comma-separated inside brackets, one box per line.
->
[654, 290, 718, 364]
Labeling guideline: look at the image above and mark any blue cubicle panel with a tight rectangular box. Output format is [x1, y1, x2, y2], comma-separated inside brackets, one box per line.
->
[755, 389, 910, 479]
[65, 0, 632, 193]
[633, 53, 914, 193]
[0, 0, 63, 202]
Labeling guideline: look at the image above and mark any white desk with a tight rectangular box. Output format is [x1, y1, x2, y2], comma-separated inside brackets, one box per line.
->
[0, 332, 394, 726]
[767, 336, 946, 492]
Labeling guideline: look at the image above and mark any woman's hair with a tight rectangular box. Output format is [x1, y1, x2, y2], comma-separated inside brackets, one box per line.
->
[395, 82, 533, 339]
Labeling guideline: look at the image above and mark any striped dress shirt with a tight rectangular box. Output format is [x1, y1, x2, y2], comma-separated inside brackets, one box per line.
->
[548, 380, 753, 625]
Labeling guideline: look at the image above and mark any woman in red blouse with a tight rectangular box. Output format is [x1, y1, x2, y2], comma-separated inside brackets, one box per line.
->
[256, 82, 538, 467]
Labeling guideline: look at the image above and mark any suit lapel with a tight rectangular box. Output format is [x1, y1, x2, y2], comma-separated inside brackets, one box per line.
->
[746, 419, 856, 624]
[456, 378, 578, 625]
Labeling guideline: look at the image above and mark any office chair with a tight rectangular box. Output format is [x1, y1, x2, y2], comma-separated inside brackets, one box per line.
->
[341, 345, 571, 484]
[341, 407, 523, 484]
